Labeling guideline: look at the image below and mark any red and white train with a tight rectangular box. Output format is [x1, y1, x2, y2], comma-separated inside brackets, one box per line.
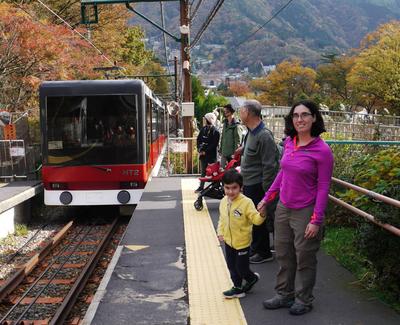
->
[40, 79, 166, 207]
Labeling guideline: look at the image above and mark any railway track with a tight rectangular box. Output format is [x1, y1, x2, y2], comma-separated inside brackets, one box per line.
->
[0, 216, 126, 325]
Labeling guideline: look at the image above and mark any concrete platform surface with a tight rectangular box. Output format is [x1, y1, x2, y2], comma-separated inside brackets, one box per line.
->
[85, 177, 400, 325]
[0, 181, 42, 214]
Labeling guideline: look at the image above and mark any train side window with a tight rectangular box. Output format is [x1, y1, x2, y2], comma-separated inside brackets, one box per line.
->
[152, 101, 158, 142]
[145, 96, 152, 160]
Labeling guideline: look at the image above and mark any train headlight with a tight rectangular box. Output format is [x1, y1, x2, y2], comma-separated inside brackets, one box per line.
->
[117, 190, 131, 204]
[60, 191, 73, 205]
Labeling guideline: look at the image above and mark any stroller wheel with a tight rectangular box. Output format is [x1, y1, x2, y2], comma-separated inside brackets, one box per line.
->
[194, 198, 203, 211]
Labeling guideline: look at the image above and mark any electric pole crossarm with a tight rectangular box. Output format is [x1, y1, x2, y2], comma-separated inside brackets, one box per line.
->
[125, 4, 181, 42]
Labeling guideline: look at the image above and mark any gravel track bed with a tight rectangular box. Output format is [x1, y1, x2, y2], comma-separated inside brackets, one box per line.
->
[67, 223, 127, 320]
[0, 225, 62, 280]
[53, 254, 91, 265]
[41, 267, 81, 280]
[1, 303, 60, 320]
[22, 283, 71, 298]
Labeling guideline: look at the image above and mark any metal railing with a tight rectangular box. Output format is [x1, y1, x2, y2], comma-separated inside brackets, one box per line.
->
[263, 108, 400, 141]
[329, 178, 400, 237]
[0, 140, 27, 180]
[328, 141, 399, 236]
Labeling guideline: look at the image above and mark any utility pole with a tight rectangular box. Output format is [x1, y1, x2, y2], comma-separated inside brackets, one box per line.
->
[180, 0, 192, 137]
[180, 0, 193, 172]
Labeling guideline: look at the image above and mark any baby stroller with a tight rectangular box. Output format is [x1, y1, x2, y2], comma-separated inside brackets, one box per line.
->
[193, 157, 240, 211]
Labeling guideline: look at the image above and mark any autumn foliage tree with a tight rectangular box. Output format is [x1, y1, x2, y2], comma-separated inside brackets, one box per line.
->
[0, 3, 103, 113]
[316, 54, 357, 110]
[347, 21, 400, 115]
[255, 59, 319, 106]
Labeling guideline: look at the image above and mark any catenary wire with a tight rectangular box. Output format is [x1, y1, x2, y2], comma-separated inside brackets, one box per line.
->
[236, 0, 295, 47]
[190, 0, 226, 49]
[190, 0, 205, 21]
[35, 0, 117, 66]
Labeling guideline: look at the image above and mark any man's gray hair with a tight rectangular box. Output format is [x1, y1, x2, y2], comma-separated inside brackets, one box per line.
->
[243, 99, 262, 118]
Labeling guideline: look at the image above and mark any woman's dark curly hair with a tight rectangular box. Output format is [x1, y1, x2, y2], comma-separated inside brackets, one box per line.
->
[284, 100, 326, 138]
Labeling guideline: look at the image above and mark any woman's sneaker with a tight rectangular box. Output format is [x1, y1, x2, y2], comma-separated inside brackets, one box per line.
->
[242, 273, 260, 293]
[289, 302, 313, 315]
[223, 287, 245, 299]
[263, 295, 295, 309]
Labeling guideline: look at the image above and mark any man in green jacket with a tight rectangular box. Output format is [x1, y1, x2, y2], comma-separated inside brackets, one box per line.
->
[220, 104, 242, 167]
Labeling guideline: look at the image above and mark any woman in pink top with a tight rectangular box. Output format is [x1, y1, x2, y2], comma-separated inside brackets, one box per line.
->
[257, 100, 334, 315]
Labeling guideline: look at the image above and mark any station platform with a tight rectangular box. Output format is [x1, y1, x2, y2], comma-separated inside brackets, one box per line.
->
[0, 181, 43, 238]
[82, 177, 400, 325]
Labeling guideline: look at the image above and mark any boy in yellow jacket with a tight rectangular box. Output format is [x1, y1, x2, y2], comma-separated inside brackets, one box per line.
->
[218, 169, 266, 298]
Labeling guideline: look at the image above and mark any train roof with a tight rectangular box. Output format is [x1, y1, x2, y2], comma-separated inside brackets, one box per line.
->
[40, 79, 163, 107]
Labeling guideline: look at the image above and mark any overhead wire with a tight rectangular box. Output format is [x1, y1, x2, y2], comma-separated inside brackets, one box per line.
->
[190, 0, 204, 22]
[190, 0, 226, 49]
[34, 0, 118, 67]
[236, 0, 295, 47]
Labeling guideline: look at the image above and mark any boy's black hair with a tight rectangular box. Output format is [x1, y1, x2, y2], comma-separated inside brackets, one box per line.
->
[222, 168, 243, 187]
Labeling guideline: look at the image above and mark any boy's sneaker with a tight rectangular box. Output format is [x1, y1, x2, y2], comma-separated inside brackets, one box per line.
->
[194, 187, 203, 193]
[249, 253, 274, 264]
[223, 286, 245, 299]
[242, 272, 260, 293]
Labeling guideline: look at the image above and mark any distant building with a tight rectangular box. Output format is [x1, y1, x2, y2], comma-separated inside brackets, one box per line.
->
[225, 97, 247, 110]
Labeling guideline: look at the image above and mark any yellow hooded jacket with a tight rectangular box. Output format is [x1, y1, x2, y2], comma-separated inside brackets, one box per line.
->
[217, 193, 265, 250]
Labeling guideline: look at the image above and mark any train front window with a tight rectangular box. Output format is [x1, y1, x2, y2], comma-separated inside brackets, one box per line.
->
[46, 95, 138, 165]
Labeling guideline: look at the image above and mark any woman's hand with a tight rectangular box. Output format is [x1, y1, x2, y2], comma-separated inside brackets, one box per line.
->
[304, 223, 320, 239]
[218, 235, 224, 242]
[257, 200, 267, 214]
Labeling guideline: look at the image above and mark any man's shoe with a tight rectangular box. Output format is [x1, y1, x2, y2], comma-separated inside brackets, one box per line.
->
[249, 253, 274, 264]
[223, 286, 245, 299]
[242, 272, 260, 293]
[289, 302, 312, 315]
[263, 295, 295, 309]
[194, 187, 203, 193]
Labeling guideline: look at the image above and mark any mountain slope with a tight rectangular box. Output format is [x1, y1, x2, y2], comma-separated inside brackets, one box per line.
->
[134, 0, 400, 70]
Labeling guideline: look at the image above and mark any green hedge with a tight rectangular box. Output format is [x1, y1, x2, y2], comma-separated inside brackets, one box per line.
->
[326, 146, 400, 309]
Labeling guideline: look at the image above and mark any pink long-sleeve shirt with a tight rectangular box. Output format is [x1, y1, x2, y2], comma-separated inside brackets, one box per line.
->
[263, 136, 334, 225]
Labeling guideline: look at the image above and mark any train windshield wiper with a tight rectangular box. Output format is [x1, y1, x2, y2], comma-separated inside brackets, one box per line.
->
[91, 166, 112, 173]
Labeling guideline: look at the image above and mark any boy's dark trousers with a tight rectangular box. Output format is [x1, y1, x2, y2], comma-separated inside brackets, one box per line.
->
[225, 244, 257, 287]
[243, 183, 272, 258]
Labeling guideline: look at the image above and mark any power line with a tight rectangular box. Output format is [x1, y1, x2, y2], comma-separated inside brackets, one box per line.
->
[236, 0, 295, 47]
[35, 0, 117, 66]
[190, 0, 226, 49]
[160, 1, 170, 73]
[190, 0, 204, 22]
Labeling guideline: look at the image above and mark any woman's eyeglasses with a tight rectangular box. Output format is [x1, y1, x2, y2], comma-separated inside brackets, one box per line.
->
[292, 112, 313, 120]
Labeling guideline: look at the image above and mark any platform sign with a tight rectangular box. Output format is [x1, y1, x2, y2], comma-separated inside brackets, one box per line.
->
[170, 141, 188, 153]
[10, 146, 25, 157]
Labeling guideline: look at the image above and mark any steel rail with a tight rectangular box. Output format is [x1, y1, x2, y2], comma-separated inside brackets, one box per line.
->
[332, 177, 400, 208]
[11, 226, 93, 324]
[0, 221, 74, 303]
[329, 195, 400, 237]
[50, 217, 119, 325]
[0, 224, 85, 324]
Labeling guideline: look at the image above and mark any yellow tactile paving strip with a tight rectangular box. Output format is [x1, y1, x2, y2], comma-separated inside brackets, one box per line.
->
[182, 178, 247, 325]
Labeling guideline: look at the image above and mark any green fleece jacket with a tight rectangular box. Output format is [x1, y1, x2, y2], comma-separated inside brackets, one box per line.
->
[220, 118, 242, 157]
[217, 193, 265, 250]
